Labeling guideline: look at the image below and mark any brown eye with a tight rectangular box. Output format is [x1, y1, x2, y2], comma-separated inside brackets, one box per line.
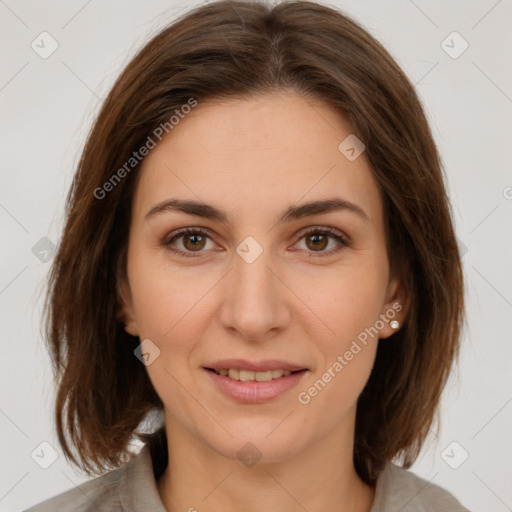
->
[294, 227, 349, 257]
[305, 233, 329, 251]
[164, 228, 215, 258]
[182, 233, 207, 251]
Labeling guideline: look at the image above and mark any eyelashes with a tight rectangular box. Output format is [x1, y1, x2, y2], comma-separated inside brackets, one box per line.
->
[162, 226, 350, 259]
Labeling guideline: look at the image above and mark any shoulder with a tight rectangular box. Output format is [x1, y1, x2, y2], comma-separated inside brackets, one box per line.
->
[23, 446, 148, 512]
[23, 467, 125, 512]
[371, 462, 471, 512]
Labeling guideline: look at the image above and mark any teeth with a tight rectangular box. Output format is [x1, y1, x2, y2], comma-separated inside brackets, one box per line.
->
[214, 368, 294, 381]
[255, 371, 272, 382]
[228, 369, 239, 380]
[239, 370, 255, 381]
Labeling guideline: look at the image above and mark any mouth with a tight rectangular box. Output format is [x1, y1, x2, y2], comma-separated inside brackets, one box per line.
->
[202, 363, 309, 403]
[204, 367, 305, 381]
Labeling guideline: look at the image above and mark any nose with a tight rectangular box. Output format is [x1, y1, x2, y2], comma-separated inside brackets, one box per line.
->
[218, 245, 291, 342]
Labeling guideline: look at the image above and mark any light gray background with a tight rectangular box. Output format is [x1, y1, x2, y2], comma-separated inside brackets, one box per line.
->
[1, 1, 511, 511]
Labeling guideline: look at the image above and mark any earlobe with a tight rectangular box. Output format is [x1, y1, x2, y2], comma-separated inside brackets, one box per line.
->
[389, 319, 400, 330]
[122, 320, 139, 337]
[379, 276, 409, 340]
[116, 278, 140, 337]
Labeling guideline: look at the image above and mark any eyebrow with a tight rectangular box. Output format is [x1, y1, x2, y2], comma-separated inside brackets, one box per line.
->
[145, 197, 369, 224]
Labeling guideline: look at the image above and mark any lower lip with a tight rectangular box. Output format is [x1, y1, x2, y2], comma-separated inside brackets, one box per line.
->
[203, 368, 308, 404]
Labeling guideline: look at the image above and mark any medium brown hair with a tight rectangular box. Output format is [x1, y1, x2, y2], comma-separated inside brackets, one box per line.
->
[43, 0, 465, 485]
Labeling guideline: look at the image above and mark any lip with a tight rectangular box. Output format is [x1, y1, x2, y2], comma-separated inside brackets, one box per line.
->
[203, 367, 309, 403]
[203, 358, 308, 372]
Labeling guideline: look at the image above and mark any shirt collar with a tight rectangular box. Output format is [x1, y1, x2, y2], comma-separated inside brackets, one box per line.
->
[118, 442, 168, 512]
[117, 434, 395, 512]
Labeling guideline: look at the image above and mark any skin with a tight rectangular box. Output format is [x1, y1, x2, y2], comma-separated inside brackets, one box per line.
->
[119, 90, 408, 512]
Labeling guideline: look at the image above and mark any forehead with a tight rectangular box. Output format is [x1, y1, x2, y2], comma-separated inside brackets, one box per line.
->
[132, 91, 383, 226]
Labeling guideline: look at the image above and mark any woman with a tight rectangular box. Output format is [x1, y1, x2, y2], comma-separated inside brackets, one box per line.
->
[25, 1, 469, 511]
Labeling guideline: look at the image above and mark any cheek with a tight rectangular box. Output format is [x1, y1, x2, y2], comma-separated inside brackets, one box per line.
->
[126, 249, 212, 412]
[290, 256, 386, 409]
[293, 288, 381, 425]
[291, 255, 388, 344]
[126, 247, 220, 404]
[295, 342, 377, 435]
[127, 244, 214, 339]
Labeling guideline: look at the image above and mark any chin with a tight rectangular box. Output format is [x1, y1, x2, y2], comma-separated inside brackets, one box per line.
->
[210, 435, 302, 466]
[198, 416, 314, 466]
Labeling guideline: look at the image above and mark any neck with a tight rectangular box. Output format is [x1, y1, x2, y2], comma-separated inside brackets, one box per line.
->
[156, 410, 375, 512]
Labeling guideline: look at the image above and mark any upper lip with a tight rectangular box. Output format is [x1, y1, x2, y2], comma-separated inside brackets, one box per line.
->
[204, 359, 308, 372]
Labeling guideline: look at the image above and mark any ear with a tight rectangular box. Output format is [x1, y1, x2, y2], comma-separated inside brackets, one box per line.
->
[378, 274, 409, 340]
[116, 276, 140, 337]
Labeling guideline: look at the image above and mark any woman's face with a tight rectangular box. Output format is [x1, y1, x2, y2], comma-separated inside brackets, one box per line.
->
[120, 90, 406, 463]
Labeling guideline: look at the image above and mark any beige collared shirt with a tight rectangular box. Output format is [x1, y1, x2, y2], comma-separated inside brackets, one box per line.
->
[24, 442, 470, 512]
